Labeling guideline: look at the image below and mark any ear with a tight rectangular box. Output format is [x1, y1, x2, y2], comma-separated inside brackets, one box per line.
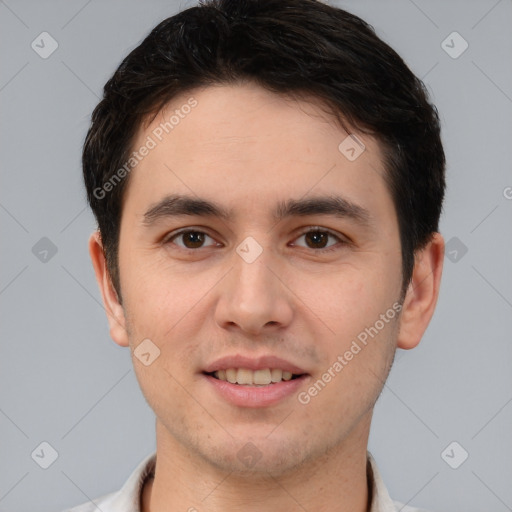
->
[397, 232, 444, 350]
[88, 231, 129, 347]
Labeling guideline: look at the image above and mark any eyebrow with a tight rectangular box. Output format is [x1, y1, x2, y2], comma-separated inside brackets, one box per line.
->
[142, 193, 373, 228]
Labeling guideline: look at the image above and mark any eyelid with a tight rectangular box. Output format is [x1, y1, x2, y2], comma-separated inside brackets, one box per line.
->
[296, 225, 346, 240]
[291, 226, 349, 249]
[164, 227, 220, 248]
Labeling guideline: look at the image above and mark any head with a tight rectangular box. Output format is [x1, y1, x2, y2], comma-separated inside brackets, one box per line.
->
[85, 0, 445, 476]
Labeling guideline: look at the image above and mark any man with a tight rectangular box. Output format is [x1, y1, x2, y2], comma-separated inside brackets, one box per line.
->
[70, 0, 445, 510]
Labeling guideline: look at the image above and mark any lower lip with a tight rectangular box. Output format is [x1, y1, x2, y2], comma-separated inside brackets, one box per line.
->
[203, 373, 308, 408]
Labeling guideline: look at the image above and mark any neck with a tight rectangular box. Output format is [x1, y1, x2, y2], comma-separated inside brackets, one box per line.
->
[143, 415, 372, 512]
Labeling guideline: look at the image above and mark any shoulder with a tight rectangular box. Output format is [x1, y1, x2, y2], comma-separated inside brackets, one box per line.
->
[367, 450, 435, 512]
[60, 491, 118, 512]
[393, 500, 433, 512]
[59, 451, 156, 512]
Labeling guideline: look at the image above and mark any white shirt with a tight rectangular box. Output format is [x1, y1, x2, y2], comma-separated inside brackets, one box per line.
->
[63, 451, 431, 512]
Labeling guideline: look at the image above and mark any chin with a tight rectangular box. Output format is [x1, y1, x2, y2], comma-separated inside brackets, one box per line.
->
[196, 434, 313, 477]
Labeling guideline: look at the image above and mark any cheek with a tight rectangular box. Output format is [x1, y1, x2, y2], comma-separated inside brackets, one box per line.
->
[121, 256, 198, 331]
[291, 261, 399, 340]
[121, 260, 222, 375]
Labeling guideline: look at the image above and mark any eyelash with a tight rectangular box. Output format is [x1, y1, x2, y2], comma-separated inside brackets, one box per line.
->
[164, 226, 348, 253]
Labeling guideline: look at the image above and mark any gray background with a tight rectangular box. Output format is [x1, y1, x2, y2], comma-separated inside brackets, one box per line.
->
[1, 0, 511, 511]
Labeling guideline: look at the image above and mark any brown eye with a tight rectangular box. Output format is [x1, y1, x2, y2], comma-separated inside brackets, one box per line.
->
[292, 228, 344, 252]
[167, 230, 217, 250]
[304, 231, 330, 249]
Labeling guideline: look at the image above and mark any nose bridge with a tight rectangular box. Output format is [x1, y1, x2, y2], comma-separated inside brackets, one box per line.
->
[232, 235, 280, 304]
[214, 234, 293, 333]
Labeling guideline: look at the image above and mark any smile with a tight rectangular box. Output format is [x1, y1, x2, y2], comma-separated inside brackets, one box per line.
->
[208, 368, 304, 386]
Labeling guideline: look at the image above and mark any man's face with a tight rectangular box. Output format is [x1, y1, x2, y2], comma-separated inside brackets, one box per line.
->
[115, 83, 403, 475]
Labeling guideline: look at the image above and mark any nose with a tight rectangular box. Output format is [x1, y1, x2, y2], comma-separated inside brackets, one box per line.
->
[214, 241, 294, 336]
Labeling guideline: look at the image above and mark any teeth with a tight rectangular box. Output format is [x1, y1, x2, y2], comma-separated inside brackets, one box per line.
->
[236, 368, 253, 385]
[271, 368, 282, 382]
[225, 368, 237, 384]
[213, 368, 299, 385]
[253, 369, 271, 385]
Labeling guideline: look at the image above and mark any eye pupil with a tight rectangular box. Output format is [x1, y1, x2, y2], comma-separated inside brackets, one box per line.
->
[305, 231, 328, 248]
[183, 231, 204, 248]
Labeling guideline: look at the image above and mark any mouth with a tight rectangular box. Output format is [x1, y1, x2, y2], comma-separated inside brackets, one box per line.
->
[204, 368, 306, 386]
[202, 355, 310, 407]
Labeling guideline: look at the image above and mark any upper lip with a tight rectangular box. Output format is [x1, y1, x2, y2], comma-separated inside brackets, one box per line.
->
[203, 355, 308, 375]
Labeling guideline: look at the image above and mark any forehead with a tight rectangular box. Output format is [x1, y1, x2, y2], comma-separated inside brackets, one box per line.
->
[135, 82, 384, 162]
[122, 83, 393, 229]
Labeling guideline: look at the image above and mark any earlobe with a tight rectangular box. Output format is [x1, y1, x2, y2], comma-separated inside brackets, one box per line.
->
[88, 231, 130, 347]
[396, 232, 445, 350]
